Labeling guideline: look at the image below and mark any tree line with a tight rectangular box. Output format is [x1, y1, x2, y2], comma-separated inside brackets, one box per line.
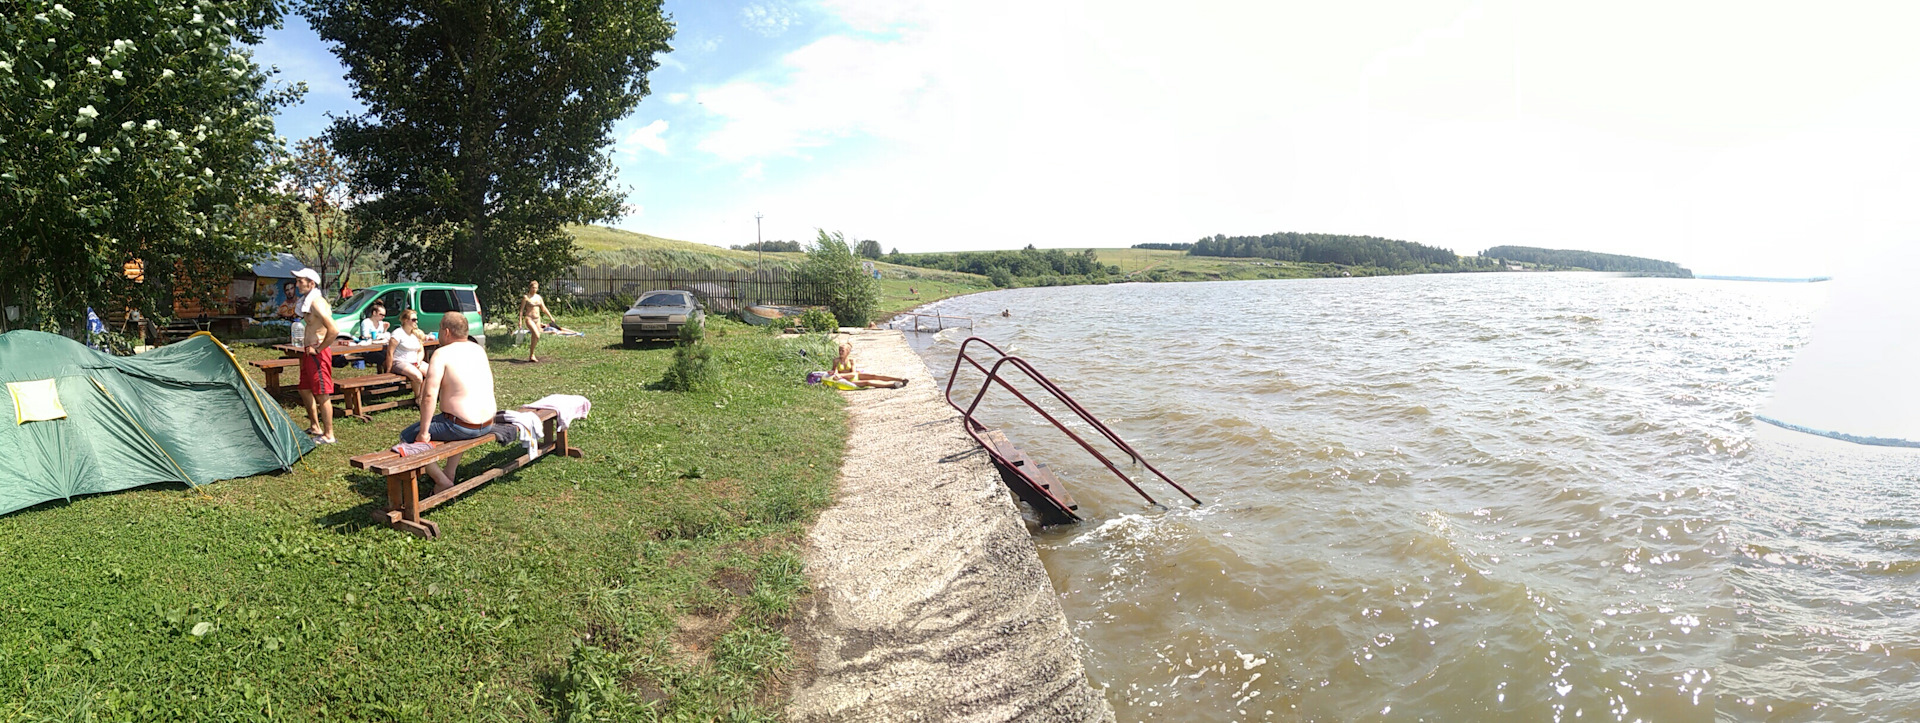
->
[1183, 233, 1460, 269]
[1481, 246, 1692, 277]
[890, 246, 1119, 287]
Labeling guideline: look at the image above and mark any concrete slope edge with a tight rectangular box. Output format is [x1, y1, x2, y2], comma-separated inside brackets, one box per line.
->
[788, 329, 1115, 723]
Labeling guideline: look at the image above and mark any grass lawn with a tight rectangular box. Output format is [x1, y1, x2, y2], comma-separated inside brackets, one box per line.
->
[0, 315, 846, 721]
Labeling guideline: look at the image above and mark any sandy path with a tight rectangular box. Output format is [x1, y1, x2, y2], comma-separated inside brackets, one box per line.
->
[788, 329, 1114, 723]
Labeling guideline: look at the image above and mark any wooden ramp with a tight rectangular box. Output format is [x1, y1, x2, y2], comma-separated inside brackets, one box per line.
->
[978, 428, 1081, 526]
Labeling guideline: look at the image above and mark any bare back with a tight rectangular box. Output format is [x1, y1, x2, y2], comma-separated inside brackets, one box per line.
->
[427, 340, 497, 425]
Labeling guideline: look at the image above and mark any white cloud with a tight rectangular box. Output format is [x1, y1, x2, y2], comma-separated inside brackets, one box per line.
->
[652, 0, 1920, 275]
[664, 92, 690, 105]
[739, 3, 799, 37]
[616, 119, 669, 158]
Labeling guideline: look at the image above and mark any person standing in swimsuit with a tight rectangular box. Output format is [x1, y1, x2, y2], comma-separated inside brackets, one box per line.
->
[292, 268, 340, 444]
[519, 280, 555, 362]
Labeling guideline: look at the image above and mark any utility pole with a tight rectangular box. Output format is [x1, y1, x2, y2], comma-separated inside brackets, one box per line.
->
[754, 211, 764, 273]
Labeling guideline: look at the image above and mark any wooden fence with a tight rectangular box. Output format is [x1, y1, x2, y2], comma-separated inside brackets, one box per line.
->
[548, 265, 829, 312]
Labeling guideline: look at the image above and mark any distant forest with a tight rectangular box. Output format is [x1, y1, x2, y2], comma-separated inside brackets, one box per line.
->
[731, 240, 803, 252]
[1177, 232, 1465, 270]
[1481, 246, 1692, 277]
[890, 246, 1120, 287]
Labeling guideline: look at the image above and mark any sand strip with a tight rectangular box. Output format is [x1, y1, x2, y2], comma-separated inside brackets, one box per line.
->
[788, 329, 1114, 722]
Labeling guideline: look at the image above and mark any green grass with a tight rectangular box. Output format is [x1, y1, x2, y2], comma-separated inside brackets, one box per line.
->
[564, 226, 802, 271]
[0, 315, 846, 721]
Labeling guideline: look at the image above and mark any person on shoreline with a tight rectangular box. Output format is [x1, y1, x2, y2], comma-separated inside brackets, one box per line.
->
[385, 308, 431, 396]
[292, 268, 339, 444]
[519, 281, 556, 363]
[829, 342, 908, 389]
[403, 312, 498, 494]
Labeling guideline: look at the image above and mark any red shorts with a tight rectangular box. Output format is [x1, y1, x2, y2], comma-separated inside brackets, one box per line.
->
[298, 347, 334, 395]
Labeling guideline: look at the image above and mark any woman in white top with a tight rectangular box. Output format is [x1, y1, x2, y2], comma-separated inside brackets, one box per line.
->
[358, 303, 391, 340]
[386, 309, 430, 394]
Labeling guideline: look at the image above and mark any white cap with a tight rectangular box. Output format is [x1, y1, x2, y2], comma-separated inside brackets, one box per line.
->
[292, 268, 321, 284]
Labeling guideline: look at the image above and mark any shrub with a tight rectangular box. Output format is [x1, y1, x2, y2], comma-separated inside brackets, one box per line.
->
[795, 230, 879, 327]
[660, 315, 717, 391]
[797, 309, 837, 333]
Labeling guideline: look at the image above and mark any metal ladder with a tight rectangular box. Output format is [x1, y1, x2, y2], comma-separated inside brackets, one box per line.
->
[944, 337, 1201, 524]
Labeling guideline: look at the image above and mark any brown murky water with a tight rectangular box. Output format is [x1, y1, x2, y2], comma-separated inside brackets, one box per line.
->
[905, 273, 1920, 722]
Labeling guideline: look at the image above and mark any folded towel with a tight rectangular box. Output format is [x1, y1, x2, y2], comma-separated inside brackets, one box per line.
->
[391, 441, 436, 456]
[495, 409, 543, 458]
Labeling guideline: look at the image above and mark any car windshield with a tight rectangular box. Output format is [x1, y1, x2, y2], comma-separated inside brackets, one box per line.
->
[337, 289, 378, 315]
[635, 293, 687, 307]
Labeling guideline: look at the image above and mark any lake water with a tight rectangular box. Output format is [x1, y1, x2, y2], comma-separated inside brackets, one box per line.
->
[902, 273, 1920, 722]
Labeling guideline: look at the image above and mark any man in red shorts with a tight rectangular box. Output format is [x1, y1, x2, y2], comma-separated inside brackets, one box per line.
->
[292, 268, 341, 444]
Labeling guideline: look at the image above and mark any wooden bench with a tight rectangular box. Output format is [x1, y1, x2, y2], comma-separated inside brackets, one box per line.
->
[332, 373, 414, 421]
[349, 407, 583, 539]
[249, 358, 301, 395]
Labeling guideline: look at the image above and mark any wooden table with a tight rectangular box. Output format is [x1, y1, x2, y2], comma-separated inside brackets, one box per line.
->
[257, 337, 439, 396]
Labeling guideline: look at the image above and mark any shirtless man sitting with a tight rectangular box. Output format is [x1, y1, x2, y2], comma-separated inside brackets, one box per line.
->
[401, 312, 498, 493]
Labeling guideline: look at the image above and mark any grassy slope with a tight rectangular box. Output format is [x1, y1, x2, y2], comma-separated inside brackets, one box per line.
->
[0, 317, 845, 721]
[565, 225, 996, 316]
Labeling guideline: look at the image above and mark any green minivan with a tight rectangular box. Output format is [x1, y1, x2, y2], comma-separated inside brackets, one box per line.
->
[333, 283, 486, 345]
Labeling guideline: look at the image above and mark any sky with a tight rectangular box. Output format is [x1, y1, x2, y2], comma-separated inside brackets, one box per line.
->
[250, 0, 1920, 277]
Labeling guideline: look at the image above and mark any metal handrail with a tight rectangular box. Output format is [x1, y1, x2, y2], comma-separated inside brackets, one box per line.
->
[889, 312, 975, 333]
[945, 337, 1202, 508]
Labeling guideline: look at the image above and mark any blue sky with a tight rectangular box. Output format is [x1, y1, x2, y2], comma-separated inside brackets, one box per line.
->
[252, 1, 1920, 276]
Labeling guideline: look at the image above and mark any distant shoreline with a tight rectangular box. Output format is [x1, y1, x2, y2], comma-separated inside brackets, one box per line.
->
[1695, 275, 1831, 283]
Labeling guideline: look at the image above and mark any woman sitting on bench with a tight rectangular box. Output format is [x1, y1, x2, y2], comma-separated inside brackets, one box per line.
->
[386, 309, 431, 395]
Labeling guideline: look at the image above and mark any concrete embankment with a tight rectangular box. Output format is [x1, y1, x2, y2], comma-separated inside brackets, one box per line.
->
[788, 329, 1114, 722]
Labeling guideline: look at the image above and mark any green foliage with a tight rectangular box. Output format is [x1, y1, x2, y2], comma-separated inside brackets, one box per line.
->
[854, 239, 882, 259]
[1190, 231, 1460, 269]
[987, 267, 1014, 288]
[796, 309, 837, 333]
[0, 0, 302, 332]
[731, 240, 803, 253]
[795, 230, 880, 328]
[660, 314, 716, 391]
[304, 0, 676, 312]
[1482, 245, 1693, 277]
[891, 246, 1115, 281]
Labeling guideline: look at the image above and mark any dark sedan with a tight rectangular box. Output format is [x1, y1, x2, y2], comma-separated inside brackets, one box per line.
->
[622, 290, 704, 344]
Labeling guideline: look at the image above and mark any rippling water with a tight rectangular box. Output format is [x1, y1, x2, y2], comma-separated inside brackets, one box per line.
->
[903, 273, 1920, 722]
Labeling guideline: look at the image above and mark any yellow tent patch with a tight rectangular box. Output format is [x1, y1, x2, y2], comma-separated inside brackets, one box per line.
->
[8, 379, 67, 424]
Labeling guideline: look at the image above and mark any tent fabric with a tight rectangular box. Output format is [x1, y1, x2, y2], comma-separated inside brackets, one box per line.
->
[0, 330, 313, 515]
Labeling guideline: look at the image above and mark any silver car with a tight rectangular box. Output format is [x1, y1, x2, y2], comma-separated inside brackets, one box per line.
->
[622, 290, 704, 344]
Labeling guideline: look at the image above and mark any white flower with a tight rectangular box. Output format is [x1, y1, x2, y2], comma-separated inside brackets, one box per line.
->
[77, 105, 97, 119]
[161, 68, 174, 79]
[191, 13, 203, 24]
[87, 56, 100, 67]
[121, 120, 134, 130]
[111, 69, 123, 81]
[41, 78, 55, 89]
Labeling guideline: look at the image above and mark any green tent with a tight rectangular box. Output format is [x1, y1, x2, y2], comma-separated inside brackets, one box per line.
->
[0, 330, 312, 515]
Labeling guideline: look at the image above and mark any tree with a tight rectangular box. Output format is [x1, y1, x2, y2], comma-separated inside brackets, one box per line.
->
[0, 0, 300, 333]
[855, 239, 882, 259]
[304, 0, 674, 312]
[276, 137, 365, 293]
[795, 230, 879, 328]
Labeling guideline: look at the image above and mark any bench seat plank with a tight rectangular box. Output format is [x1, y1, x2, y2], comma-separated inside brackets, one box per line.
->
[348, 405, 581, 539]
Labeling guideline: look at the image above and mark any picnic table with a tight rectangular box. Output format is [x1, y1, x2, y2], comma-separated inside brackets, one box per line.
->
[251, 337, 442, 420]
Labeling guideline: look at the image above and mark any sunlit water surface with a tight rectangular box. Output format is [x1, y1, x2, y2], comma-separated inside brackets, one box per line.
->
[902, 273, 1920, 722]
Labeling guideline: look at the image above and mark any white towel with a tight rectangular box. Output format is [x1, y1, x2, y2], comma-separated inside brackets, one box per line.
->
[295, 288, 323, 315]
[495, 410, 543, 458]
[524, 394, 590, 430]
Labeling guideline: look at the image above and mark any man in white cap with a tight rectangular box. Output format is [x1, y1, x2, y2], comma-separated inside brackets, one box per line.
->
[292, 268, 340, 443]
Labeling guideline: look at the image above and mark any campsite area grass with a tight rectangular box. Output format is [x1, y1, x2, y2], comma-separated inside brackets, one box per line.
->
[0, 315, 846, 721]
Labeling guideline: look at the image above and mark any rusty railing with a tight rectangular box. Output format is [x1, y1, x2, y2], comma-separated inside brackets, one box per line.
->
[945, 336, 1201, 510]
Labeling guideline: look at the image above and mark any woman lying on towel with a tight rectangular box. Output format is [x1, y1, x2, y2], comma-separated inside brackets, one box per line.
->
[827, 343, 909, 389]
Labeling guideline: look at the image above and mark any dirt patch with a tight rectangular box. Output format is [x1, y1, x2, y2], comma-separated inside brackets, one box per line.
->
[671, 608, 738, 667]
[711, 567, 755, 597]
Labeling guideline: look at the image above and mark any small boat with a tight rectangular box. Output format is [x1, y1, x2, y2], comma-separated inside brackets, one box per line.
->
[741, 304, 804, 326]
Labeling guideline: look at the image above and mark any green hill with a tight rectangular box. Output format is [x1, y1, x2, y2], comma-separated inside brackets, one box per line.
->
[564, 225, 798, 270]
